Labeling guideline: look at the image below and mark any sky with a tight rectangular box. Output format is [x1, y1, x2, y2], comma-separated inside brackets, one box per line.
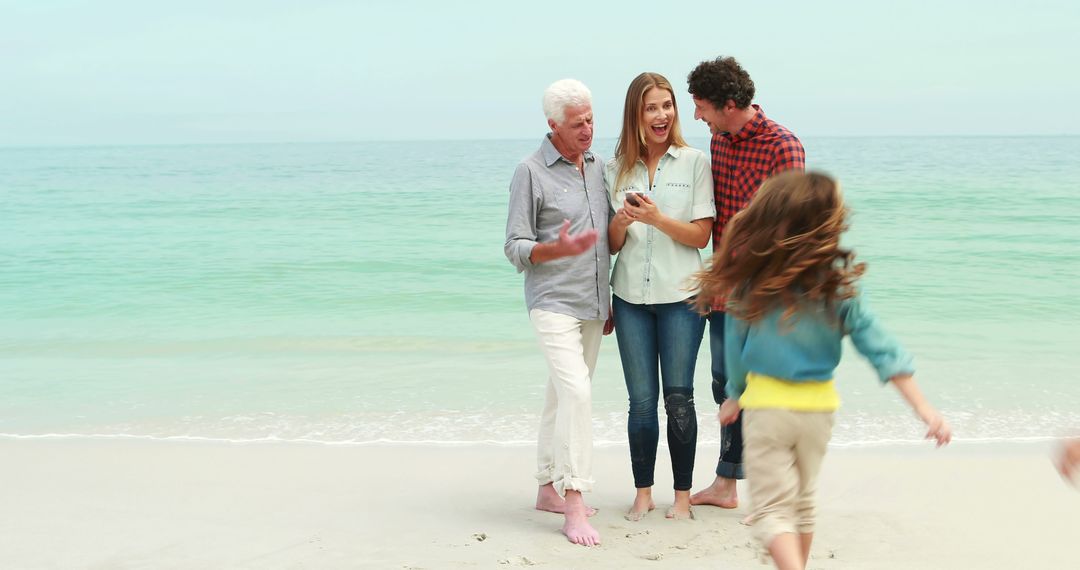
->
[1, 0, 1078, 146]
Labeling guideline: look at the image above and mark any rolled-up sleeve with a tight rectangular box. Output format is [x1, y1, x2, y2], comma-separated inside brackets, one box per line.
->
[504, 163, 539, 273]
[842, 295, 915, 383]
[690, 151, 716, 221]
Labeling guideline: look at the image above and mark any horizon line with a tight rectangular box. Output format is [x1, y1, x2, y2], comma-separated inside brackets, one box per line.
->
[2, 133, 1079, 151]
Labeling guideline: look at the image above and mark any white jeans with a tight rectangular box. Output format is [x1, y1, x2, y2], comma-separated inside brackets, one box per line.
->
[529, 309, 604, 496]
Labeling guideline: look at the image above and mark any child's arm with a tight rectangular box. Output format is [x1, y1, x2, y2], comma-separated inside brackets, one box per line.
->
[723, 313, 751, 402]
[718, 313, 750, 425]
[890, 374, 952, 447]
[843, 295, 951, 446]
[843, 295, 915, 383]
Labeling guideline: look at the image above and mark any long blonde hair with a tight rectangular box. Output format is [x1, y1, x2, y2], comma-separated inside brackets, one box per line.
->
[613, 72, 687, 191]
[693, 171, 865, 324]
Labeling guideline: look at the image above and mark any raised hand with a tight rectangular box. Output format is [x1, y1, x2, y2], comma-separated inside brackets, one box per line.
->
[557, 219, 599, 256]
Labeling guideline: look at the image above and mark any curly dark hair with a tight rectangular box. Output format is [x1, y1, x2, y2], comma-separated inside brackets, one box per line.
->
[687, 56, 755, 110]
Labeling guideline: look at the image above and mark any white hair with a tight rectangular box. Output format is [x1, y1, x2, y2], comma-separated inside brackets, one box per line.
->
[542, 79, 592, 125]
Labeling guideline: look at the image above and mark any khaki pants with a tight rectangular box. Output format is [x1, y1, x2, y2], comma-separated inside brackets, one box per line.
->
[743, 408, 834, 546]
[529, 309, 604, 496]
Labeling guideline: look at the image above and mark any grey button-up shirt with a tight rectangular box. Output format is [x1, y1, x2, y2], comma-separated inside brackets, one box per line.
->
[504, 135, 611, 321]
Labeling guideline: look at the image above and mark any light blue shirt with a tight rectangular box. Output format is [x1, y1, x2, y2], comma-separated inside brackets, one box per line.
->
[724, 292, 915, 400]
[605, 145, 715, 304]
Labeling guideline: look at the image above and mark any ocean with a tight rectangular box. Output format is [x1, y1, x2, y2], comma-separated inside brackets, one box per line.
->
[2, 137, 1078, 447]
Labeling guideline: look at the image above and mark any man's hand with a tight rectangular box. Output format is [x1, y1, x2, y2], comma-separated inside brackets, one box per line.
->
[603, 303, 615, 336]
[718, 398, 741, 425]
[557, 219, 598, 256]
[530, 220, 599, 264]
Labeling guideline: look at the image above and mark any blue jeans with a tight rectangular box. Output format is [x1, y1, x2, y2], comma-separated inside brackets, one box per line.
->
[613, 295, 706, 491]
[709, 311, 744, 479]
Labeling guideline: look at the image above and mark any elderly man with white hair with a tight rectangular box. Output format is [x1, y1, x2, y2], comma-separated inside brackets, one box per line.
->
[504, 78, 611, 547]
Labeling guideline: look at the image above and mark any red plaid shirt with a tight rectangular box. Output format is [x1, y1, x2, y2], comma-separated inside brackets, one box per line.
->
[710, 105, 805, 249]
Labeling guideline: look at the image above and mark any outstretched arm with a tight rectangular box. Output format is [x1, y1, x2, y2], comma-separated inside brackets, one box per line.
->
[890, 374, 952, 447]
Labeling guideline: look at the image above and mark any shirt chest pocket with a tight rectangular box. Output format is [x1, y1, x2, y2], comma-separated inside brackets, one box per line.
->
[613, 184, 642, 209]
[544, 183, 588, 216]
[659, 181, 693, 220]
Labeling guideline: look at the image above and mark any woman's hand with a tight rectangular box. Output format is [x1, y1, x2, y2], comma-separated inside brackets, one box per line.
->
[612, 207, 635, 229]
[624, 193, 662, 226]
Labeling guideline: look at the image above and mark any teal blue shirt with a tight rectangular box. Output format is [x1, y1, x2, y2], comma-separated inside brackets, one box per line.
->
[724, 292, 914, 400]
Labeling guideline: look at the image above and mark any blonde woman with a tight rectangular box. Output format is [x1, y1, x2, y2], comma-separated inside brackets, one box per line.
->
[606, 72, 715, 520]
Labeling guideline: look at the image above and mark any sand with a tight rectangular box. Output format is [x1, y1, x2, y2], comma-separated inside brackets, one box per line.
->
[1, 439, 1077, 569]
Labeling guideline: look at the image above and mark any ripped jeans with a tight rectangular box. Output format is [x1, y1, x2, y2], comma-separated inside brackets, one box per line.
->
[612, 295, 706, 491]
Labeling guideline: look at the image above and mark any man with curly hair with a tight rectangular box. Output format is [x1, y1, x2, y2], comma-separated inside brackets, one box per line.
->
[686, 56, 806, 513]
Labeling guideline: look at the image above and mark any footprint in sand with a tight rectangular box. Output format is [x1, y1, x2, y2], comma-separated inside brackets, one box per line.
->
[497, 555, 536, 566]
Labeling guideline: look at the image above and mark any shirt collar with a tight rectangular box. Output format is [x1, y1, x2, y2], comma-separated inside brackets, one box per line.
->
[633, 145, 682, 167]
[725, 104, 767, 143]
[542, 133, 595, 167]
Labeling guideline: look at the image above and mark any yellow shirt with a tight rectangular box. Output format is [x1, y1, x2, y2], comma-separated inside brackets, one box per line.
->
[739, 372, 840, 412]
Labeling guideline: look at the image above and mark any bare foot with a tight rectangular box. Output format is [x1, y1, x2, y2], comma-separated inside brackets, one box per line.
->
[536, 484, 597, 516]
[624, 490, 655, 521]
[562, 517, 601, 547]
[562, 491, 601, 547]
[666, 490, 693, 520]
[689, 476, 738, 509]
[665, 505, 694, 520]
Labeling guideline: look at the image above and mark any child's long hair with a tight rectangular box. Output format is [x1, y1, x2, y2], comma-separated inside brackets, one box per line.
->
[693, 171, 865, 324]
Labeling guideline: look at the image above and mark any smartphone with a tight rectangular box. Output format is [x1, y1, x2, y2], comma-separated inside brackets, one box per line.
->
[625, 192, 641, 207]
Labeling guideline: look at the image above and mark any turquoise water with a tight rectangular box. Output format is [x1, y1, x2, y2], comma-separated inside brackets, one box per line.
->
[2, 138, 1078, 445]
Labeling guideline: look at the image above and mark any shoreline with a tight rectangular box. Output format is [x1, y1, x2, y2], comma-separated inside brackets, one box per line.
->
[2, 439, 1077, 569]
[0, 430, 1067, 449]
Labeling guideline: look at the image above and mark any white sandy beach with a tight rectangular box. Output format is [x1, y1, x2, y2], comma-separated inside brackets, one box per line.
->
[1, 439, 1077, 569]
